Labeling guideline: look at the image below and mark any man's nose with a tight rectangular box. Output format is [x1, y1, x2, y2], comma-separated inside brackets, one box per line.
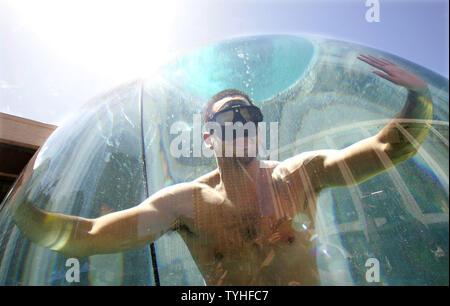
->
[232, 111, 246, 124]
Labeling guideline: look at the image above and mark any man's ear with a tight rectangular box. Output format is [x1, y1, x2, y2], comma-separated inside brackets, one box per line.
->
[203, 132, 213, 149]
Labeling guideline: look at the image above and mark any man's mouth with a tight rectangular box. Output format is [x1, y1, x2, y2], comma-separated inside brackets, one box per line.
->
[220, 136, 257, 158]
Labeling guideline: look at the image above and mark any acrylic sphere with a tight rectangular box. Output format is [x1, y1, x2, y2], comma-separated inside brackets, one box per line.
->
[0, 35, 448, 285]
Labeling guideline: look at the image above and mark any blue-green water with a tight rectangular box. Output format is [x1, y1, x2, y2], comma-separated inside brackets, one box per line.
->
[0, 35, 448, 285]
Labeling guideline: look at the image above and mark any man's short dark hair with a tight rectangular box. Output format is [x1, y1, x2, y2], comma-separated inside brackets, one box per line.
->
[203, 89, 254, 123]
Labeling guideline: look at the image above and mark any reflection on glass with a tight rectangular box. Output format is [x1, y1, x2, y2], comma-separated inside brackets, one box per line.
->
[0, 82, 154, 285]
[0, 35, 448, 286]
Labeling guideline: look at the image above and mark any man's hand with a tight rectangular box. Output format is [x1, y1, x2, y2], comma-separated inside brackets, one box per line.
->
[358, 54, 428, 93]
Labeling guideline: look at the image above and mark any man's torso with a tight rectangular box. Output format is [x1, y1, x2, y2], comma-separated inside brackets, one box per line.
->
[172, 157, 323, 285]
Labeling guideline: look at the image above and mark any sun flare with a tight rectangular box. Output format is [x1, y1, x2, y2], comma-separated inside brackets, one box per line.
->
[7, 0, 180, 83]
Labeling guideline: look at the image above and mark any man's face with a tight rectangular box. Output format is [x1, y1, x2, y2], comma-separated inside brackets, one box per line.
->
[205, 96, 260, 164]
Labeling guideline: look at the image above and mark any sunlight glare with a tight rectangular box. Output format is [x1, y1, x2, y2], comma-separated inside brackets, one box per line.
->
[7, 0, 179, 83]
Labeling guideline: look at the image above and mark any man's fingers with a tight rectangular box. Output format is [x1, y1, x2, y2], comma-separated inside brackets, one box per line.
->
[358, 55, 381, 67]
[359, 54, 393, 67]
[358, 54, 387, 69]
[378, 58, 395, 66]
[373, 70, 395, 82]
[358, 54, 378, 63]
[365, 55, 391, 68]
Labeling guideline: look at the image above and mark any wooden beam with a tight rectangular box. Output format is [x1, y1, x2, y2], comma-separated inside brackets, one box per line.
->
[0, 172, 19, 179]
[0, 112, 57, 149]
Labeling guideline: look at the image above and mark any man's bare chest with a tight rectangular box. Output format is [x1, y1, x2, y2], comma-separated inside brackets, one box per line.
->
[177, 201, 318, 285]
[180, 181, 317, 259]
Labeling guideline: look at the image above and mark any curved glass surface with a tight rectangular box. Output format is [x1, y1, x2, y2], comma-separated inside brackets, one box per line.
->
[0, 82, 154, 285]
[0, 35, 448, 285]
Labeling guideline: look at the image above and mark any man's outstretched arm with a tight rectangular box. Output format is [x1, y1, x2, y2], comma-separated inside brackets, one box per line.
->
[10, 161, 196, 258]
[281, 55, 433, 189]
[317, 54, 433, 188]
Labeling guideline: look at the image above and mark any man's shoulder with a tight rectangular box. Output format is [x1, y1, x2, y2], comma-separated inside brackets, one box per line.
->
[259, 159, 280, 169]
[149, 169, 221, 204]
[148, 181, 220, 218]
[272, 151, 330, 181]
[149, 180, 213, 203]
[194, 168, 220, 187]
[166, 180, 215, 194]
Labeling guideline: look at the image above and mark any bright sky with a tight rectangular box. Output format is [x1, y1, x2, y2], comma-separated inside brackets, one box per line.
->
[0, 0, 448, 125]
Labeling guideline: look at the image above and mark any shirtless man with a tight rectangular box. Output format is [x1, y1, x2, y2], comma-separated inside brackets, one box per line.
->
[10, 55, 433, 285]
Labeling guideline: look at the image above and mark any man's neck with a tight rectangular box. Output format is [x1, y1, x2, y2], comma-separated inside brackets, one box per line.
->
[216, 157, 260, 196]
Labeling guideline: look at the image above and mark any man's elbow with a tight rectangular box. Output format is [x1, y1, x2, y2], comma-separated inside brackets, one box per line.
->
[58, 249, 89, 259]
[383, 142, 418, 164]
[57, 242, 96, 259]
[56, 230, 98, 259]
